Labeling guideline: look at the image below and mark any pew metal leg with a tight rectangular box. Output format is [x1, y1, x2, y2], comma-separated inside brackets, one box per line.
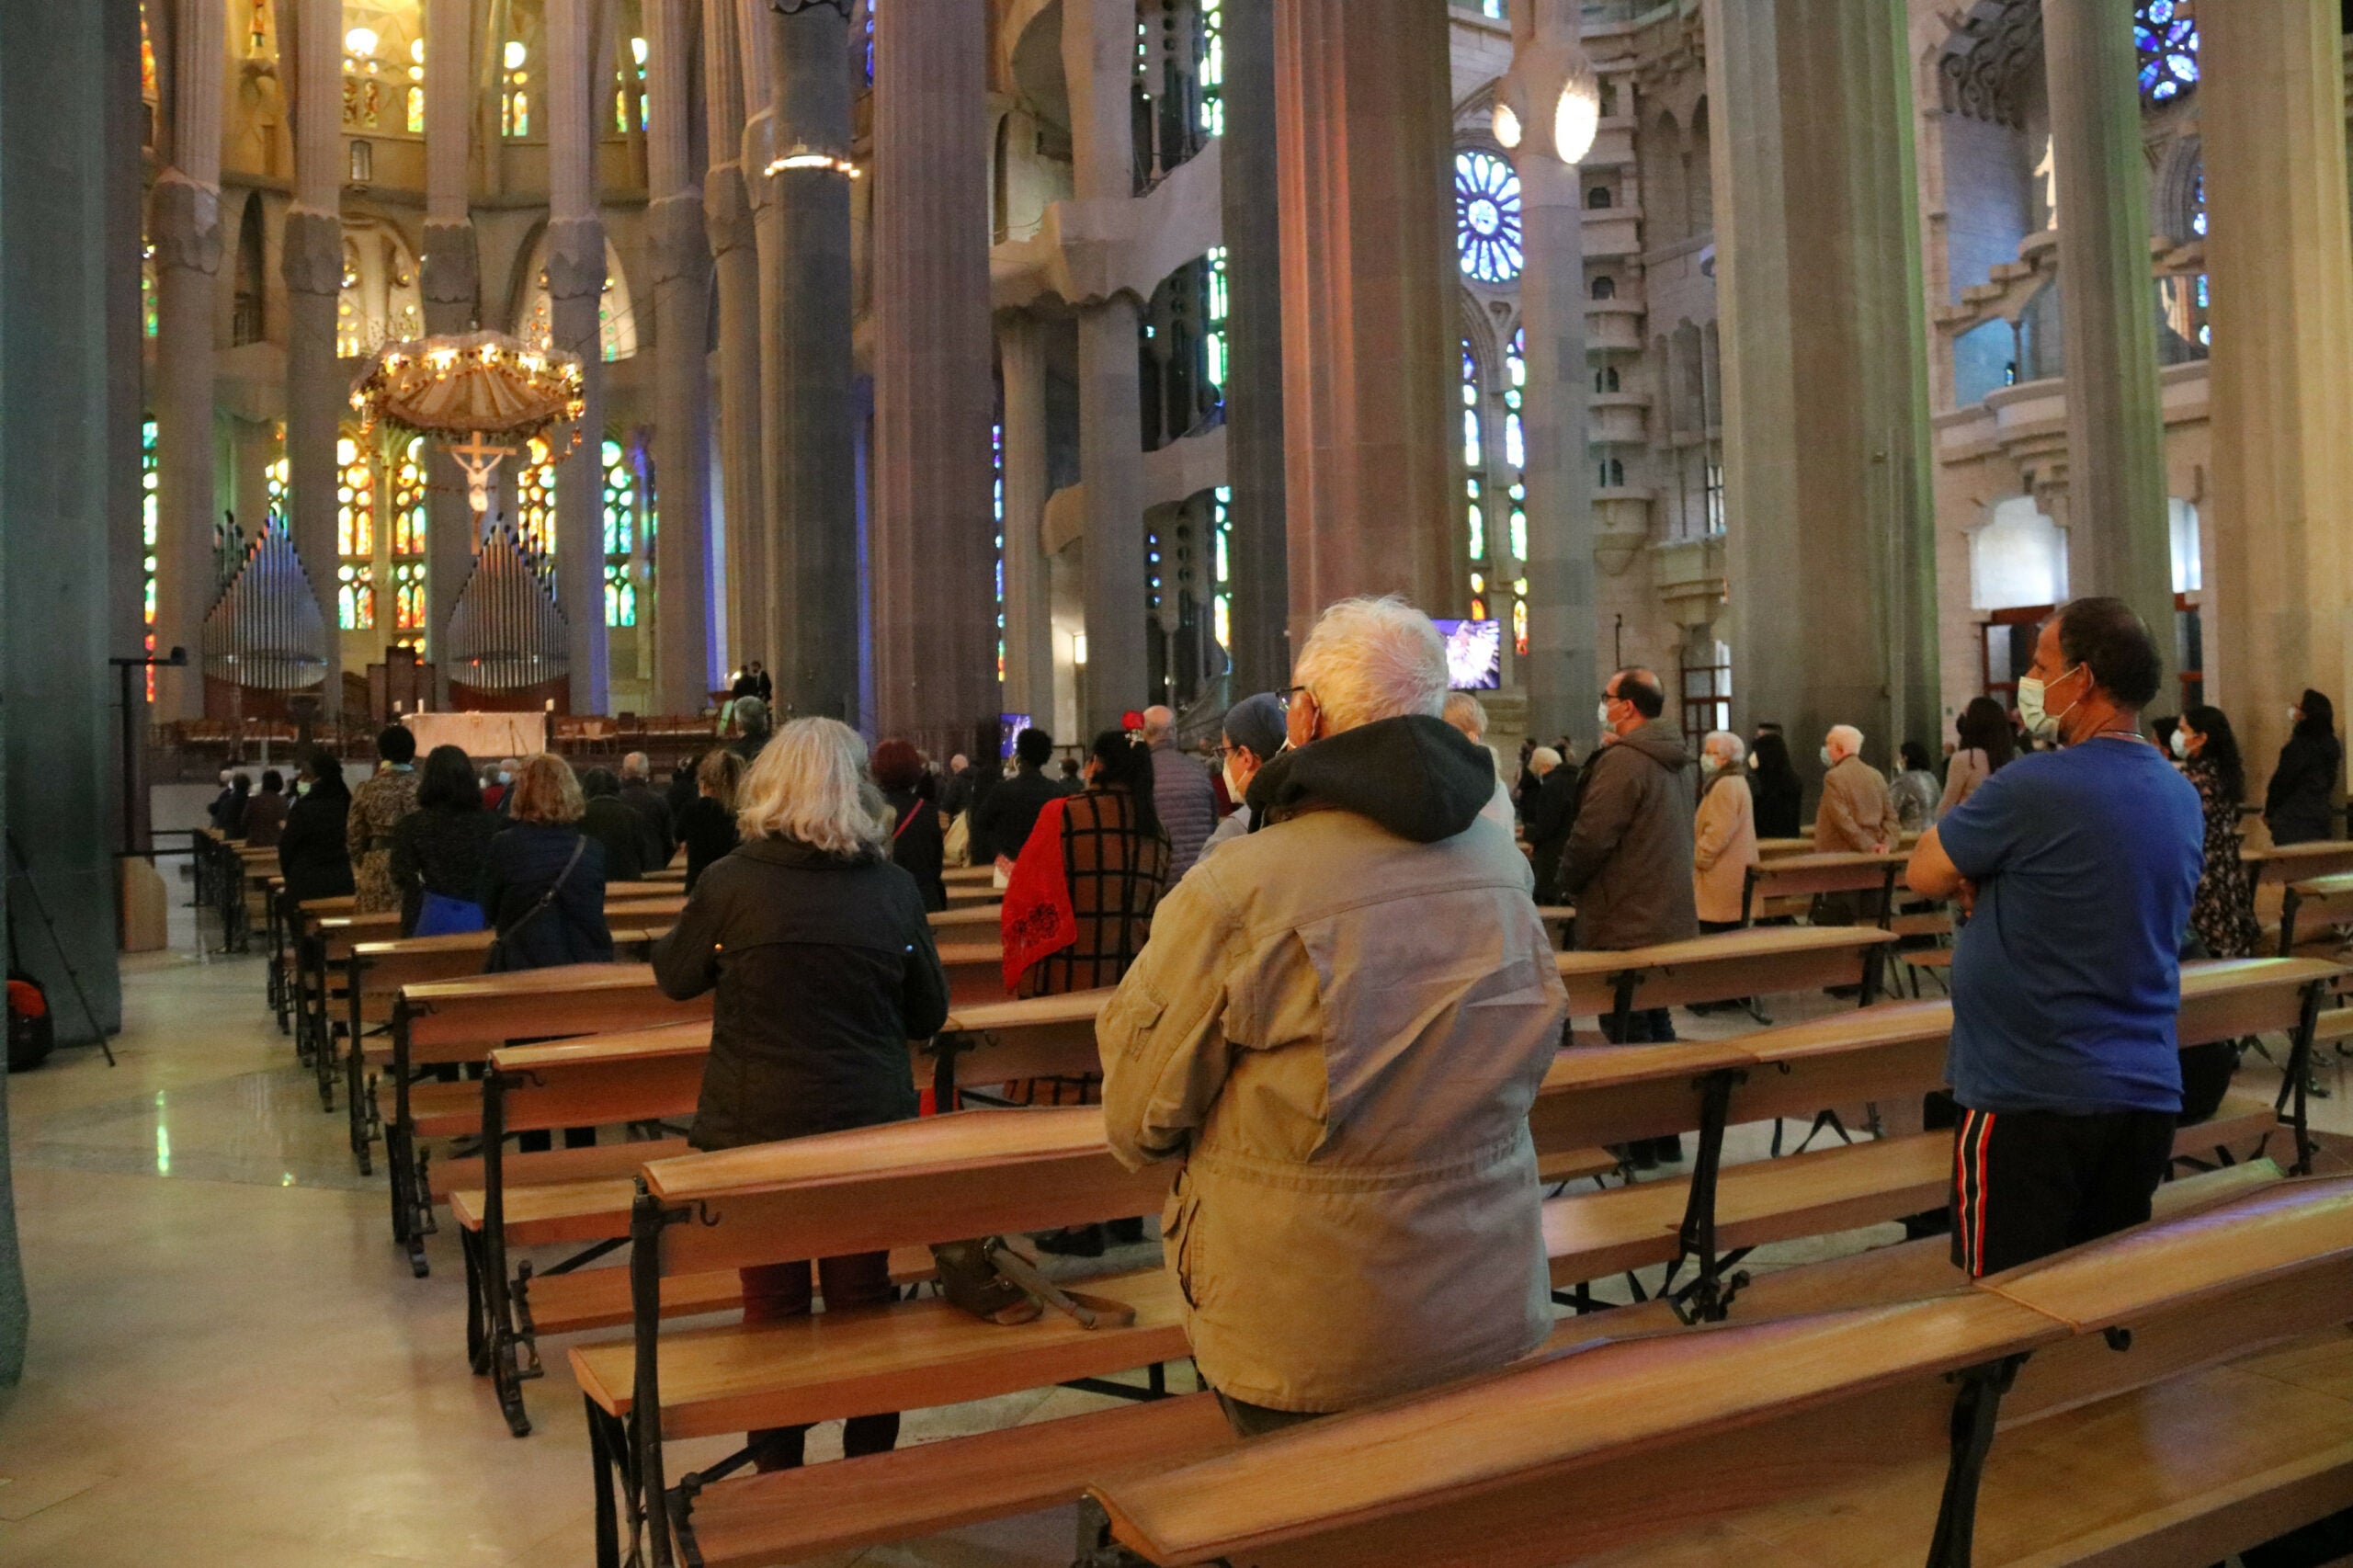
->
[1924, 1353, 2028, 1568]
[1074, 1494, 1155, 1568]
[1670, 1068, 1748, 1324]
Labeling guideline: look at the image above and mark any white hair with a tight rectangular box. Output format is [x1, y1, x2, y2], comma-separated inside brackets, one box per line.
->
[620, 751, 652, 782]
[1441, 690, 1488, 742]
[734, 717, 890, 857]
[1825, 724, 1864, 760]
[1140, 705, 1175, 743]
[1294, 596, 1449, 734]
[1529, 745, 1563, 774]
[1704, 730, 1745, 767]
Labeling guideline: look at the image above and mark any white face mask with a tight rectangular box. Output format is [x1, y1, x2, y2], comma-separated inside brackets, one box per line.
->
[296, 779, 312, 796]
[497, 770, 513, 785]
[1820, 745, 1836, 769]
[1222, 754, 1247, 802]
[2017, 665, 2082, 743]
[2170, 728, 2191, 759]
[1597, 699, 1615, 730]
[2290, 708, 2303, 725]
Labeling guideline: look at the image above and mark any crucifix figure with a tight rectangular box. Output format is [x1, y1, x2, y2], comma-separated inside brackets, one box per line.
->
[446, 429, 519, 516]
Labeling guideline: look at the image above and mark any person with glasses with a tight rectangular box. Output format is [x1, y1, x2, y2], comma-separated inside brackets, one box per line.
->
[1099, 597, 1563, 1437]
[1192, 693, 1288, 870]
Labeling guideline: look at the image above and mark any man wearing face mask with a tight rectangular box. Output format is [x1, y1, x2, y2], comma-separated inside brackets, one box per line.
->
[1191, 693, 1288, 870]
[1906, 597, 2202, 1278]
[1814, 724, 1896, 855]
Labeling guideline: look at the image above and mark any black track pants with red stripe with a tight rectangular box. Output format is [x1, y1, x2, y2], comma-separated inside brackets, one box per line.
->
[1949, 1105, 2177, 1278]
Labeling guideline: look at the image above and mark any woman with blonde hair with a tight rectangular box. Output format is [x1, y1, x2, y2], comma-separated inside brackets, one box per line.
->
[653, 717, 953, 1473]
[478, 753, 612, 972]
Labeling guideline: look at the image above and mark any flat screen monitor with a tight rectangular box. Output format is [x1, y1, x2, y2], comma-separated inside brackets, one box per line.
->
[999, 713, 1032, 761]
[1432, 618, 1502, 690]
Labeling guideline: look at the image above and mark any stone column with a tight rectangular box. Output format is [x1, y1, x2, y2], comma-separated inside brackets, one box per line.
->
[281, 0, 345, 716]
[548, 0, 609, 712]
[1063, 0, 1147, 732]
[2202, 1, 2353, 781]
[151, 0, 226, 719]
[870, 0, 996, 756]
[421, 0, 478, 704]
[1515, 0, 1597, 746]
[2041, 0, 2174, 640]
[999, 313, 1054, 718]
[739, 0, 779, 676]
[702, 0, 761, 678]
[1702, 0, 1938, 773]
[1273, 0, 1459, 641]
[769, 2, 861, 726]
[1218, 0, 1289, 696]
[646, 0, 712, 715]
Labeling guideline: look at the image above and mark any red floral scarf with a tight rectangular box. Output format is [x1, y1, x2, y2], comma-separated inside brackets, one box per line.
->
[999, 795, 1076, 994]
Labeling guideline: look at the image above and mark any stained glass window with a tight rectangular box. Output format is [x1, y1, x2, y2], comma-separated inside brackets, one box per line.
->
[2191, 167, 2206, 238]
[1461, 340, 1487, 611]
[392, 437, 426, 556]
[603, 438, 637, 627]
[338, 562, 376, 631]
[1199, 0, 1224, 138]
[1456, 150, 1524, 285]
[1204, 246, 1230, 395]
[502, 40, 530, 136]
[617, 37, 647, 131]
[335, 435, 377, 631]
[1211, 486, 1232, 653]
[2134, 0, 2198, 104]
[392, 561, 426, 641]
[142, 416, 159, 696]
[864, 0, 876, 87]
[266, 451, 288, 522]
[517, 437, 555, 555]
[1504, 328, 1526, 473]
[993, 421, 1006, 682]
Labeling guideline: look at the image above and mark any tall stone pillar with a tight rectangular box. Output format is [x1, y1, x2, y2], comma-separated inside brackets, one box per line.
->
[1273, 0, 1459, 641]
[2202, 1, 2353, 783]
[421, 0, 478, 704]
[282, 0, 345, 716]
[646, 0, 712, 715]
[1063, 0, 1147, 732]
[769, 2, 861, 726]
[151, 0, 226, 719]
[1702, 0, 1938, 774]
[547, 0, 609, 713]
[2042, 0, 2174, 642]
[999, 314, 1054, 718]
[1218, 0, 1288, 695]
[870, 0, 996, 755]
[1516, 1, 1597, 746]
[702, 0, 761, 677]
[739, 0, 779, 676]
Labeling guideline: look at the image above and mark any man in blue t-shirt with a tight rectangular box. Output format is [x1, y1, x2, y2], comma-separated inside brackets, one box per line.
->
[1906, 597, 2202, 1278]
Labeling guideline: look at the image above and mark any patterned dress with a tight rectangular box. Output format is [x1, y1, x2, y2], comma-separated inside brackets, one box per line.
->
[1017, 785, 1171, 999]
[2184, 755, 2260, 960]
[346, 766, 421, 915]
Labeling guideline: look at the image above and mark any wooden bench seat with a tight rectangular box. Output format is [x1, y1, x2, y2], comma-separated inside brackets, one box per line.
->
[521, 1245, 937, 1339]
[1739, 850, 1905, 927]
[1554, 926, 1897, 1041]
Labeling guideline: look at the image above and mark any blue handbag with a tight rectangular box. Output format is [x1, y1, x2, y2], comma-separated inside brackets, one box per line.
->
[414, 891, 486, 937]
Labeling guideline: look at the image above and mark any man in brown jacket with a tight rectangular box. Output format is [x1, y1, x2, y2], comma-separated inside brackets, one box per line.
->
[1099, 597, 1565, 1436]
[1814, 723, 1897, 854]
[1554, 666, 1698, 1166]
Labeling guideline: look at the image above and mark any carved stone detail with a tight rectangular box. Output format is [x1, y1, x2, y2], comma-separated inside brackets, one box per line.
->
[543, 216, 608, 301]
[648, 193, 711, 287]
[280, 205, 344, 297]
[148, 174, 223, 274]
[420, 220, 480, 311]
[702, 162, 756, 256]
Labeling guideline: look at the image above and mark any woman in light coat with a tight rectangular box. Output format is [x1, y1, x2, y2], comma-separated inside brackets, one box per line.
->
[1691, 731, 1758, 932]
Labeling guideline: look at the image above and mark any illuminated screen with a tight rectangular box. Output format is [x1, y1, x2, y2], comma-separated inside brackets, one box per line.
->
[999, 714, 1032, 761]
[1432, 619, 1502, 690]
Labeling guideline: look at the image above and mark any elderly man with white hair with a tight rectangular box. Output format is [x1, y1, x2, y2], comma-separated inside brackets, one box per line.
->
[1442, 690, 1517, 831]
[1100, 596, 1565, 1437]
[617, 750, 677, 871]
[1816, 722, 1897, 855]
[1139, 703, 1219, 878]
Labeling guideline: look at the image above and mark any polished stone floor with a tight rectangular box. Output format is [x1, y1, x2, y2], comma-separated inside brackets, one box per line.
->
[2, 933, 2346, 1567]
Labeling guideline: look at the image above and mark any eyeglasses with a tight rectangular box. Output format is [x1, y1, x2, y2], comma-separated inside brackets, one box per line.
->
[1277, 685, 1312, 712]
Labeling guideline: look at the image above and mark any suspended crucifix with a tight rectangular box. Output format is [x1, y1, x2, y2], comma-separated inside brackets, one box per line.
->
[347, 330, 587, 519]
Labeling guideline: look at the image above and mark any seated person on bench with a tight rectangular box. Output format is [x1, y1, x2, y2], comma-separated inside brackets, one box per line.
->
[1906, 597, 2202, 1277]
[652, 716, 953, 1472]
[1100, 596, 1567, 1437]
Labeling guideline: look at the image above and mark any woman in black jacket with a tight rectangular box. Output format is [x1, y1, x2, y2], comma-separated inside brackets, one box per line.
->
[478, 753, 612, 971]
[652, 717, 950, 1474]
[1747, 730, 1804, 839]
[872, 738, 946, 911]
[676, 748, 745, 891]
[2265, 689, 2343, 846]
[277, 749, 355, 903]
[389, 745, 502, 935]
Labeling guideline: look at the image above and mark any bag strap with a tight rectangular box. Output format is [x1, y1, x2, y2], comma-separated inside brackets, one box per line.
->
[497, 834, 586, 950]
[984, 1240, 1138, 1329]
[892, 801, 923, 842]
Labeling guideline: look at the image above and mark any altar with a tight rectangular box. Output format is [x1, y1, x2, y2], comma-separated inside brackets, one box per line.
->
[405, 710, 547, 761]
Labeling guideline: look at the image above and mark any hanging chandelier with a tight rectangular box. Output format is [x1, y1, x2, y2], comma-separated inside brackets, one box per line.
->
[349, 331, 586, 515]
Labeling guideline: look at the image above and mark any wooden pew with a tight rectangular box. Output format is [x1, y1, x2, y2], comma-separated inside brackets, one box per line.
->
[574, 1107, 1180, 1568]
[384, 964, 713, 1275]
[2246, 840, 2353, 887]
[926, 902, 1003, 932]
[943, 881, 1003, 908]
[941, 864, 998, 887]
[935, 940, 1007, 1007]
[1084, 1175, 2353, 1568]
[1738, 850, 1905, 928]
[2279, 871, 2353, 958]
[1555, 926, 1896, 1043]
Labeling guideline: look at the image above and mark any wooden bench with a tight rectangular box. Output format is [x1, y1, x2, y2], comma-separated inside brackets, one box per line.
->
[2279, 871, 2353, 958]
[926, 902, 1003, 932]
[934, 940, 1008, 1007]
[1739, 850, 1906, 928]
[575, 1107, 1180, 1567]
[1556, 925, 1897, 1042]
[1085, 1173, 2353, 1568]
[2247, 840, 2353, 887]
[384, 964, 713, 1275]
[943, 881, 1003, 908]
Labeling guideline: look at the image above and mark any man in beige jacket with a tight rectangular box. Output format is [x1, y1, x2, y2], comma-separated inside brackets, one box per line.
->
[1098, 597, 1566, 1435]
[1815, 723, 1896, 854]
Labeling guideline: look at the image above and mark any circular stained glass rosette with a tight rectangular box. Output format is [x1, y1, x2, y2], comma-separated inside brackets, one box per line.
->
[2134, 0, 2198, 104]
[1457, 149, 1525, 286]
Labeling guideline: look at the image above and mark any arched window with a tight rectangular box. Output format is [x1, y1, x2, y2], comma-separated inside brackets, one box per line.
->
[1506, 329, 1529, 657]
[391, 437, 428, 649]
[602, 437, 639, 628]
[1586, 185, 1613, 210]
[515, 437, 556, 555]
[336, 435, 377, 631]
[2134, 1, 2198, 104]
[1461, 340, 1487, 619]
[518, 233, 640, 361]
[1591, 275, 1616, 301]
[1455, 150, 1524, 285]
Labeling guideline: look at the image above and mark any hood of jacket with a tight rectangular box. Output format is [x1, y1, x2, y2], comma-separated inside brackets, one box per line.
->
[1603, 717, 1693, 774]
[1245, 714, 1495, 844]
